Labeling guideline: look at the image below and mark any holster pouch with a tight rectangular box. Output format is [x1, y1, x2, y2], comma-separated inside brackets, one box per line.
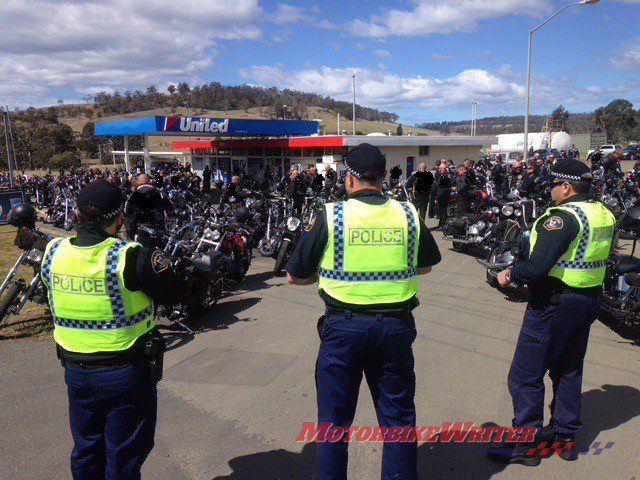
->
[144, 329, 167, 384]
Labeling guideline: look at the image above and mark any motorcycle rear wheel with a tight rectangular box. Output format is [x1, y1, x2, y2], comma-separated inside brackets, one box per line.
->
[0, 282, 22, 324]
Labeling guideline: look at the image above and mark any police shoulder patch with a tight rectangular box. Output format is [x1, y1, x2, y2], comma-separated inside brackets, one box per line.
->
[151, 250, 169, 273]
[305, 214, 317, 232]
[543, 216, 564, 231]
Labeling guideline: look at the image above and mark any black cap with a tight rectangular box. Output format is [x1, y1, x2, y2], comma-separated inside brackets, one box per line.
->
[77, 179, 125, 222]
[344, 143, 386, 179]
[541, 159, 592, 184]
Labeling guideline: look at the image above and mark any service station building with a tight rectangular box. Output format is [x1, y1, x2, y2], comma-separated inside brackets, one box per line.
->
[95, 115, 496, 182]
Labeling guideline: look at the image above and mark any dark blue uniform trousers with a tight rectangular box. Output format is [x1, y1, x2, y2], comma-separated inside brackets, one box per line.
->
[508, 291, 601, 436]
[65, 363, 157, 480]
[316, 309, 417, 480]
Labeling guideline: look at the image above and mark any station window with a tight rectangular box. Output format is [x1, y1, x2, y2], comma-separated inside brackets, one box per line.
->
[419, 146, 430, 156]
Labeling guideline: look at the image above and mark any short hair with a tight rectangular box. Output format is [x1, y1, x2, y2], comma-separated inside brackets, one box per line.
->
[360, 170, 386, 184]
[569, 181, 591, 195]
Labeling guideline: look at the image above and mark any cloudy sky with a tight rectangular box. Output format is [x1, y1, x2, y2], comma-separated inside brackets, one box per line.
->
[1, 0, 639, 123]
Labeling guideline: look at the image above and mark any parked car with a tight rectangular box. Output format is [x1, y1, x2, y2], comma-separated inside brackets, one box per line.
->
[621, 144, 640, 160]
[588, 144, 620, 159]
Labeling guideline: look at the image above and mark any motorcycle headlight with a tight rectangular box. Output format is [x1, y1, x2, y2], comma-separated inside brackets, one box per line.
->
[476, 221, 486, 231]
[211, 230, 221, 241]
[501, 205, 514, 217]
[492, 206, 500, 214]
[287, 217, 301, 231]
[514, 209, 522, 217]
[468, 226, 479, 235]
[27, 248, 43, 263]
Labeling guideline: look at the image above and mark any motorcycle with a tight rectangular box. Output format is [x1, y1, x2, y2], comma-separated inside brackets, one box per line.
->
[476, 198, 541, 288]
[0, 229, 50, 324]
[600, 206, 640, 337]
[273, 213, 303, 276]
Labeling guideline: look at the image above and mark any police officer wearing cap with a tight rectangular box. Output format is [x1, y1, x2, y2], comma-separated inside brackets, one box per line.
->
[285, 143, 441, 480]
[488, 160, 615, 465]
[40, 179, 191, 480]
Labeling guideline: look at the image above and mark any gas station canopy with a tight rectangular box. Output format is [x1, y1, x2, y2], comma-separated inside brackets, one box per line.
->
[94, 116, 318, 137]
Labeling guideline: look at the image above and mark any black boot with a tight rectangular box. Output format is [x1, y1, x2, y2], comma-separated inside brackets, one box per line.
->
[486, 442, 541, 466]
[556, 435, 579, 461]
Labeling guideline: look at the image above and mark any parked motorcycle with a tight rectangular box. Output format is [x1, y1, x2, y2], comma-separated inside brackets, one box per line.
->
[600, 206, 640, 337]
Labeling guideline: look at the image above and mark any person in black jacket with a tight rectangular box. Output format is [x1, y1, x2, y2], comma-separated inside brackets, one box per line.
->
[433, 162, 451, 230]
[406, 163, 434, 220]
[306, 166, 325, 193]
[279, 166, 307, 217]
[123, 174, 173, 239]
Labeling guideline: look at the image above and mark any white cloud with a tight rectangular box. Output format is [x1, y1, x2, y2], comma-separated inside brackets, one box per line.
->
[239, 64, 525, 108]
[239, 63, 634, 113]
[347, 0, 547, 37]
[611, 41, 640, 72]
[0, 0, 263, 107]
[374, 49, 391, 58]
[272, 3, 313, 24]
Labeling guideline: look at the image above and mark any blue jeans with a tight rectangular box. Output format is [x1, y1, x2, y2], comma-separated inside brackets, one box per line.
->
[508, 292, 601, 436]
[65, 363, 157, 480]
[316, 309, 417, 480]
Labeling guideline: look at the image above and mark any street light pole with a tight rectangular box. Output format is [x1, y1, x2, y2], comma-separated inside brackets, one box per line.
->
[523, 0, 599, 162]
[352, 74, 356, 135]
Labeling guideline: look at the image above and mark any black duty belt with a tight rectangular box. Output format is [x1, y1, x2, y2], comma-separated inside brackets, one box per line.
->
[325, 308, 409, 319]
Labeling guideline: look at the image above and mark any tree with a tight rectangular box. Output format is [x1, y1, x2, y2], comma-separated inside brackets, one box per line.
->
[550, 105, 570, 131]
[167, 84, 176, 95]
[593, 99, 638, 143]
[396, 124, 404, 136]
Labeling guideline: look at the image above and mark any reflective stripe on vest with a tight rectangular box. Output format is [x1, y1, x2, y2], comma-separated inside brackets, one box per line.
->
[554, 204, 607, 270]
[318, 201, 418, 281]
[42, 239, 152, 330]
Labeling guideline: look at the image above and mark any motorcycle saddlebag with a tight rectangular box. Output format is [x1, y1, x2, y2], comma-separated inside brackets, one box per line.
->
[443, 217, 469, 238]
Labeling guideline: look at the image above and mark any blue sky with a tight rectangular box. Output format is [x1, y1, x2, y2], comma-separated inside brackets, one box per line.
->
[1, 0, 639, 124]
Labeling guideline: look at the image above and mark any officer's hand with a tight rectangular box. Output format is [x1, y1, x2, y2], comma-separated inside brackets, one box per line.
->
[497, 269, 511, 287]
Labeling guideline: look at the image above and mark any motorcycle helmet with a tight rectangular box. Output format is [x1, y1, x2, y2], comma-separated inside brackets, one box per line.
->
[7, 203, 37, 229]
[235, 206, 251, 223]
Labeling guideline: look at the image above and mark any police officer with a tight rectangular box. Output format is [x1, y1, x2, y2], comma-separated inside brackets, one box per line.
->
[285, 143, 441, 480]
[488, 160, 615, 465]
[40, 179, 191, 480]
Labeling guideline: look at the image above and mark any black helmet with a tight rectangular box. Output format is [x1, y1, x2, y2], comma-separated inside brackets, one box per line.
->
[235, 206, 251, 223]
[7, 203, 37, 229]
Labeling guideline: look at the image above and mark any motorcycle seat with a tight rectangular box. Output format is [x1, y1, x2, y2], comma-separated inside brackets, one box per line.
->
[612, 254, 640, 274]
[462, 214, 483, 223]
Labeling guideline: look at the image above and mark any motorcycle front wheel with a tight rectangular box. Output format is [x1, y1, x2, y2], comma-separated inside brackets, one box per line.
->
[273, 239, 291, 276]
[0, 282, 22, 324]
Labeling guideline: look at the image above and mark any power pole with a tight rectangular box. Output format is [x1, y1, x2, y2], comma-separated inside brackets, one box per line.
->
[352, 74, 356, 135]
[2, 108, 15, 188]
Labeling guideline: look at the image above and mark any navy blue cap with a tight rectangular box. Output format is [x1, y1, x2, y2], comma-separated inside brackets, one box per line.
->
[77, 179, 125, 221]
[344, 143, 386, 179]
[542, 159, 592, 184]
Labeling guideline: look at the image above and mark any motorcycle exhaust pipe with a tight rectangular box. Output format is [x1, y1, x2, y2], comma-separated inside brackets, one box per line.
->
[476, 258, 513, 269]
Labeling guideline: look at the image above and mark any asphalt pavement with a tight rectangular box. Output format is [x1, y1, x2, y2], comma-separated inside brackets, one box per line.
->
[1, 226, 639, 480]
